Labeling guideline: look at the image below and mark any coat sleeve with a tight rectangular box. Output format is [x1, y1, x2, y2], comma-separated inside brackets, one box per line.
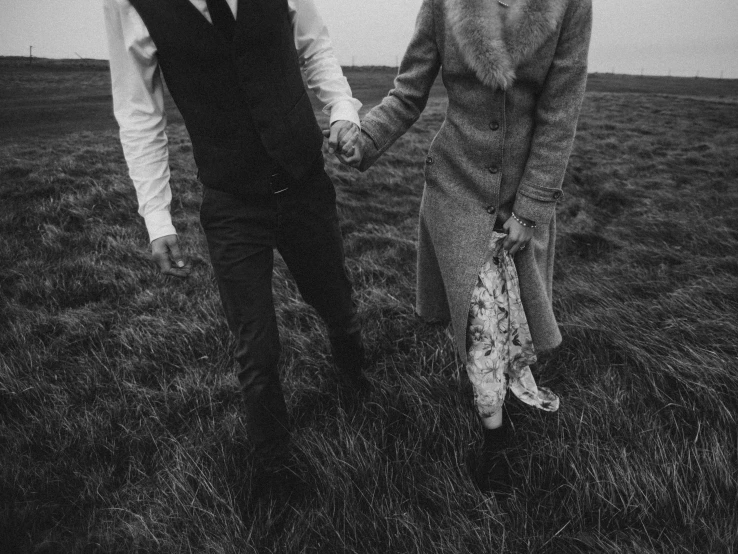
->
[358, 0, 441, 171]
[512, 0, 592, 226]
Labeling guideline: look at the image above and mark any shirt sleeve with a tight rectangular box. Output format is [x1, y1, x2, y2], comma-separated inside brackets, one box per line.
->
[288, 0, 361, 127]
[104, 0, 176, 243]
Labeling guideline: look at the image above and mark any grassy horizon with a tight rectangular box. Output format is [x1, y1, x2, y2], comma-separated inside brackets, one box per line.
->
[1, 68, 737, 553]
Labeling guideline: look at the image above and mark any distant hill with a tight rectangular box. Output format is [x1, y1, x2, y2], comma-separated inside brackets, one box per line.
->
[1, 57, 736, 141]
[2, 56, 737, 96]
[586, 72, 738, 98]
[0, 56, 109, 71]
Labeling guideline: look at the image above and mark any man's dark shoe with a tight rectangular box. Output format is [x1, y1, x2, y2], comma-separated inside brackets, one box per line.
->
[250, 437, 307, 504]
[252, 459, 306, 504]
[471, 424, 513, 497]
[329, 331, 370, 393]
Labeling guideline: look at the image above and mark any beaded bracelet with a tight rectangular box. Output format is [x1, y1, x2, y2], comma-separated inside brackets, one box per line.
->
[511, 211, 537, 229]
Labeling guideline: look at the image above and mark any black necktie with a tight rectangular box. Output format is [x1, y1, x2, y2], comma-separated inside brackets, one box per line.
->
[206, 0, 236, 42]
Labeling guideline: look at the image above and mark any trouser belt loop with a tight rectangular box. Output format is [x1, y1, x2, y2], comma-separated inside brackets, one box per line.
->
[269, 172, 289, 195]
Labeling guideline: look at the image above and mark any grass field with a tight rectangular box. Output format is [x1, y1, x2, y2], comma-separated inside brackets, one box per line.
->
[1, 59, 737, 553]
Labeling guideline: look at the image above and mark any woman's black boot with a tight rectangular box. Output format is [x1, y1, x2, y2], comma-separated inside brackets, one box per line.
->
[473, 423, 512, 496]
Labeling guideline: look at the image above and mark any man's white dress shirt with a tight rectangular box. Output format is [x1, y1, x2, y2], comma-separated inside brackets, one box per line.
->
[104, 0, 361, 242]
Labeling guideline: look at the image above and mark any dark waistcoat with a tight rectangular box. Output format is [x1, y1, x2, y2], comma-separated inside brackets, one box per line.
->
[128, 0, 324, 191]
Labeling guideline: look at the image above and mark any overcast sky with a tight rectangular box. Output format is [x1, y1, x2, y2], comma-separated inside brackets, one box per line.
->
[0, 0, 736, 78]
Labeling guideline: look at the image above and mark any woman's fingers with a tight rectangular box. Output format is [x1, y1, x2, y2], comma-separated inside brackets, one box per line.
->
[501, 216, 534, 254]
[502, 234, 516, 252]
[505, 239, 529, 256]
[506, 236, 532, 255]
[340, 129, 360, 156]
[338, 135, 367, 167]
[340, 146, 363, 167]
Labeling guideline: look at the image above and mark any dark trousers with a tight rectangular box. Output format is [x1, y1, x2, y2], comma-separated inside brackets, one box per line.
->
[199, 158, 359, 448]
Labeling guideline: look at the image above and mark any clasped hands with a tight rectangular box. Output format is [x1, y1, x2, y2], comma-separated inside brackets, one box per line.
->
[323, 120, 365, 169]
[324, 121, 534, 255]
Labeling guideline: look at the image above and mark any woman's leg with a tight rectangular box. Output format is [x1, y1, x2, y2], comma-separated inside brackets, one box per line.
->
[465, 234, 560, 493]
[465, 268, 512, 493]
[466, 233, 559, 420]
[465, 265, 510, 429]
[481, 411, 504, 430]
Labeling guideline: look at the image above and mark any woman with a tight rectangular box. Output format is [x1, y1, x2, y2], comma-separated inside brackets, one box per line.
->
[342, 0, 592, 492]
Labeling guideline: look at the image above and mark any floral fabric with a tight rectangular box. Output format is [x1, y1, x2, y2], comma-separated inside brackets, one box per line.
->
[466, 232, 560, 420]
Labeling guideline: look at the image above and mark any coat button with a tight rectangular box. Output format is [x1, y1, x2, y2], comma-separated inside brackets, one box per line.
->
[486, 205, 496, 215]
[426, 156, 434, 165]
[489, 122, 500, 131]
[487, 165, 499, 174]
[553, 190, 563, 200]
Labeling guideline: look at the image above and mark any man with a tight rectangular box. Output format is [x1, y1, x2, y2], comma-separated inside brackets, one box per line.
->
[104, 0, 365, 485]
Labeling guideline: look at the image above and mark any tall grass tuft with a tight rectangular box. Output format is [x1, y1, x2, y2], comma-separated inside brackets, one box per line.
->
[1, 79, 737, 552]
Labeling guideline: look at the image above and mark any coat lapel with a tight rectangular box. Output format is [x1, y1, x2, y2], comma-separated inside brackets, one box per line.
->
[445, 0, 568, 90]
[505, 0, 568, 66]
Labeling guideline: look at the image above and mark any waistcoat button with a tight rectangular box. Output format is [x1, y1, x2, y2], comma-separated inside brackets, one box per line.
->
[489, 122, 500, 131]
[553, 190, 563, 200]
[426, 156, 434, 165]
[488, 165, 499, 174]
[486, 205, 496, 215]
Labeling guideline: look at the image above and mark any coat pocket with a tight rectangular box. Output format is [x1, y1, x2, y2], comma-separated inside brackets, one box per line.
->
[423, 132, 441, 187]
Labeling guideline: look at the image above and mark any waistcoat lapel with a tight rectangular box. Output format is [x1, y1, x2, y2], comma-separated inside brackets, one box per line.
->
[234, 0, 251, 38]
[445, 0, 568, 90]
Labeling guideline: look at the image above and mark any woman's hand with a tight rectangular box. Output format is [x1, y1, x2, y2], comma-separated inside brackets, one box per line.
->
[322, 124, 365, 168]
[325, 120, 360, 157]
[336, 132, 366, 169]
[502, 215, 535, 255]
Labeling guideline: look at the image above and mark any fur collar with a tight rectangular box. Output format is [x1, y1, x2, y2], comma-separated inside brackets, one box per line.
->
[446, 0, 568, 89]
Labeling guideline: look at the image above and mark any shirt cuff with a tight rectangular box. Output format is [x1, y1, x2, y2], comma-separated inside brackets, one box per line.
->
[143, 209, 177, 243]
[329, 99, 361, 128]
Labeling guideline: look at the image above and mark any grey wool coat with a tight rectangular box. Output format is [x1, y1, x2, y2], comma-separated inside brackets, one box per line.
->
[359, 0, 592, 360]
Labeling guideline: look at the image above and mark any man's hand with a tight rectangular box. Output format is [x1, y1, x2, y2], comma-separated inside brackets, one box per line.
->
[502, 216, 535, 256]
[324, 120, 360, 158]
[336, 132, 366, 169]
[151, 234, 191, 278]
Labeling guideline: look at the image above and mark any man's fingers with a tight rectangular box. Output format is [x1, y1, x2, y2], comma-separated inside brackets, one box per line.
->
[158, 253, 191, 277]
[162, 265, 192, 278]
[151, 234, 191, 278]
[327, 125, 340, 154]
[168, 241, 186, 268]
[334, 124, 351, 153]
[153, 251, 172, 274]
